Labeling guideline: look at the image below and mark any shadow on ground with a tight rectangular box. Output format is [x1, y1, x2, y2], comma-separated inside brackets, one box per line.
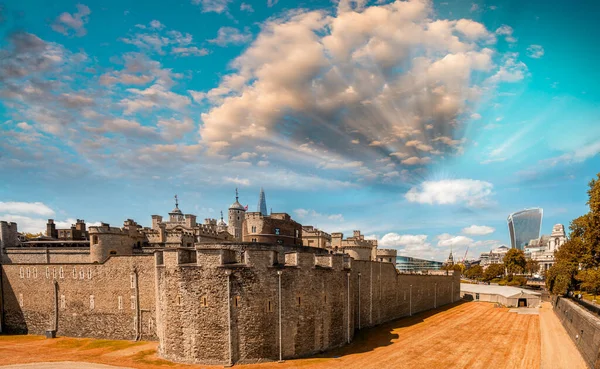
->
[319, 300, 467, 358]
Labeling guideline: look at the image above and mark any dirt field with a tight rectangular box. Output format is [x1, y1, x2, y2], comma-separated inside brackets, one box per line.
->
[0, 302, 542, 369]
[540, 302, 587, 369]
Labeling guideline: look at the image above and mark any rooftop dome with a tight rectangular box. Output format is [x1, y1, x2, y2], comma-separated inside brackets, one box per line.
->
[229, 188, 246, 211]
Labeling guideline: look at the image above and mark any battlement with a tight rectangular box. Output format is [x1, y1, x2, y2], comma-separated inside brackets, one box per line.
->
[376, 249, 398, 257]
[0, 220, 19, 250]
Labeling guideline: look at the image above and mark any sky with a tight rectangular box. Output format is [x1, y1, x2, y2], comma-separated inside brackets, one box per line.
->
[1, 0, 599, 262]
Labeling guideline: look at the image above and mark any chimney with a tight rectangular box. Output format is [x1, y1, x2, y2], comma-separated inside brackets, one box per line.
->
[46, 219, 57, 239]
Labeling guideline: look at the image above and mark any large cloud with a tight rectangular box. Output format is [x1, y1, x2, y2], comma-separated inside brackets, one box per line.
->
[196, 0, 524, 183]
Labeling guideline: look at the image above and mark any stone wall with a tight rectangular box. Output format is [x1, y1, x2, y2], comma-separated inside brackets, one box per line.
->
[1, 255, 157, 341]
[2, 248, 90, 264]
[156, 247, 460, 365]
[555, 297, 600, 369]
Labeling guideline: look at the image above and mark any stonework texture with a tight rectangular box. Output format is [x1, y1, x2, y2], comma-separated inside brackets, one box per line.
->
[554, 297, 600, 368]
[1, 243, 459, 366]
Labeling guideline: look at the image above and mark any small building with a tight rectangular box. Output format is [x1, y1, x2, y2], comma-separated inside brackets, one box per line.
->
[460, 283, 541, 308]
[243, 212, 302, 246]
[396, 255, 443, 272]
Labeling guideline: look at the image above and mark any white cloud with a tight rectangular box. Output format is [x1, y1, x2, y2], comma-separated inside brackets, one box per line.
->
[209, 27, 252, 47]
[0, 214, 100, 234]
[197, 0, 509, 177]
[51, 4, 91, 37]
[495, 25, 516, 43]
[462, 225, 495, 235]
[470, 113, 481, 120]
[437, 233, 473, 247]
[293, 208, 344, 222]
[378, 233, 437, 257]
[191, 0, 231, 13]
[240, 3, 254, 12]
[223, 176, 250, 186]
[526, 44, 544, 59]
[0, 202, 55, 216]
[405, 179, 494, 207]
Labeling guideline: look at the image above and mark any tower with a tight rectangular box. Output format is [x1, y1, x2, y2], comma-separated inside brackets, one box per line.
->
[217, 211, 227, 233]
[257, 187, 267, 216]
[169, 195, 184, 223]
[228, 188, 246, 241]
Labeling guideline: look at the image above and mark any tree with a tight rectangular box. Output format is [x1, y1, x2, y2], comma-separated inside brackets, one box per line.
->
[503, 248, 526, 275]
[525, 259, 540, 276]
[22, 232, 43, 239]
[483, 263, 505, 282]
[465, 265, 483, 279]
[577, 268, 600, 297]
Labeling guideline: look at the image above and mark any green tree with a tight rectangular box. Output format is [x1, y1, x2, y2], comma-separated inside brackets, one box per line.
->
[483, 263, 505, 282]
[577, 268, 600, 297]
[525, 259, 540, 276]
[465, 264, 483, 279]
[503, 248, 526, 275]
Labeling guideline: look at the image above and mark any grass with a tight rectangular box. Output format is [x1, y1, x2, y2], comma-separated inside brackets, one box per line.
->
[131, 349, 177, 367]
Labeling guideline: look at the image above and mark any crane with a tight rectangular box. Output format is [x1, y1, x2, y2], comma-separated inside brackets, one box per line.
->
[463, 246, 469, 263]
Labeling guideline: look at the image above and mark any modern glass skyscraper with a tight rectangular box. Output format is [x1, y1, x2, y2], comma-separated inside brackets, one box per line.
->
[507, 208, 543, 250]
[257, 187, 268, 216]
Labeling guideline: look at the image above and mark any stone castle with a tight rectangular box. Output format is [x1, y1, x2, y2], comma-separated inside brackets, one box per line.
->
[0, 190, 460, 365]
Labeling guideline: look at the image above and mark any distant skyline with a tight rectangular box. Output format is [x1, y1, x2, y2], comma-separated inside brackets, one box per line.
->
[1, 0, 599, 261]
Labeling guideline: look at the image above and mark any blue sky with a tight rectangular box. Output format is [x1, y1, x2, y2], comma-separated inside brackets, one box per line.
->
[1, 0, 599, 261]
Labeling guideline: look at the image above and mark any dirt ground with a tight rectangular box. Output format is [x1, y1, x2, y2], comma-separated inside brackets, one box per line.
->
[539, 302, 587, 369]
[0, 302, 542, 369]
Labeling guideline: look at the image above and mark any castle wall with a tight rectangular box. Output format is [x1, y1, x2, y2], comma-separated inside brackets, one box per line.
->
[156, 248, 460, 365]
[1, 255, 157, 341]
[2, 248, 91, 264]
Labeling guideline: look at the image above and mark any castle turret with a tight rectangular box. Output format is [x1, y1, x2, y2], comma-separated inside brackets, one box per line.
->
[46, 219, 57, 239]
[0, 221, 18, 260]
[228, 188, 246, 241]
[169, 195, 184, 223]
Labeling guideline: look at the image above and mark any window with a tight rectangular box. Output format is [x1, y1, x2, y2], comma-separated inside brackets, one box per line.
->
[297, 296, 302, 306]
[19, 293, 23, 307]
[92, 235, 98, 244]
[130, 274, 135, 289]
[131, 296, 136, 310]
[79, 268, 84, 279]
[118, 296, 123, 310]
[277, 239, 283, 245]
[201, 296, 208, 307]
[404, 291, 406, 301]
[109, 250, 117, 255]
[475, 293, 480, 301]
[53, 267, 57, 279]
[267, 300, 273, 312]
[26, 268, 30, 278]
[176, 295, 182, 306]
[59, 267, 64, 279]
[90, 295, 95, 310]
[324, 294, 327, 304]
[87, 269, 92, 279]
[251, 226, 256, 233]
[72, 268, 77, 279]
[234, 296, 240, 308]
[295, 229, 299, 238]
[46, 267, 50, 279]
[19, 267, 24, 279]
[275, 228, 280, 235]
[61, 295, 66, 309]
[252, 238, 257, 242]
[33, 267, 37, 278]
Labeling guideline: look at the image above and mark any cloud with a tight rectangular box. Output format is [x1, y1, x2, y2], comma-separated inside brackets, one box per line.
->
[437, 233, 473, 247]
[405, 179, 494, 207]
[495, 25, 516, 43]
[191, 0, 231, 13]
[240, 3, 254, 12]
[0, 202, 55, 216]
[223, 176, 250, 186]
[487, 53, 528, 84]
[401, 156, 431, 166]
[378, 233, 436, 257]
[462, 225, 495, 235]
[121, 21, 207, 57]
[209, 27, 253, 47]
[293, 208, 344, 222]
[526, 44, 544, 59]
[268, 0, 279, 7]
[197, 0, 517, 185]
[51, 4, 91, 37]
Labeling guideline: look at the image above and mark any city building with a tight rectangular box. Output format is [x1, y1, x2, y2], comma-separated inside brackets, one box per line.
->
[396, 255, 444, 273]
[507, 208, 543, 250]
[479, 245, 510, 268]
[525, 224, 567, 273]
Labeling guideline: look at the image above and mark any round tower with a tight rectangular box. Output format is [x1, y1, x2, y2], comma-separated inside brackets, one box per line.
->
[228, 188, 246, 241]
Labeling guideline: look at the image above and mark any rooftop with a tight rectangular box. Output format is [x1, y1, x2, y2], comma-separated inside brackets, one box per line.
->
[460, 283, 541, 298]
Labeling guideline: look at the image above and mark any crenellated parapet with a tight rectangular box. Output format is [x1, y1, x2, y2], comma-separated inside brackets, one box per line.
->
[89, 220, 145, 263]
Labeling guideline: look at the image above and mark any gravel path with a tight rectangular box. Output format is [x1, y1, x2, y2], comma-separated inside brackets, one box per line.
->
[540, 301, 587, 369]
[0, 362, 133, 369]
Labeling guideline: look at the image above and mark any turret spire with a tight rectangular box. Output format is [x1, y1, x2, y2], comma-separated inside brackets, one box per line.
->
[174, 194, 179, 209]
[235, 188, 239, 202]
